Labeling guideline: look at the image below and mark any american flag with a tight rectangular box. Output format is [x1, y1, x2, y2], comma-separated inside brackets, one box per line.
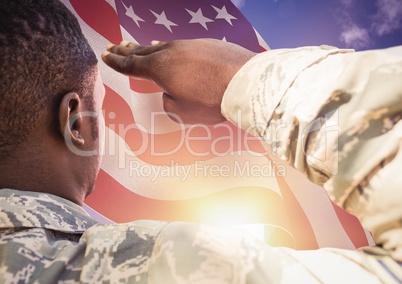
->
[62, 0, 374, 250]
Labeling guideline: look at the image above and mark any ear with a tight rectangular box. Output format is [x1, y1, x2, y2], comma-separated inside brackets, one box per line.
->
[58, 92, 85, 146]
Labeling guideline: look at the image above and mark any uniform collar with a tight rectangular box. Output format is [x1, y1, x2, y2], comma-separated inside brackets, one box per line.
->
[0, 188, 98, 233]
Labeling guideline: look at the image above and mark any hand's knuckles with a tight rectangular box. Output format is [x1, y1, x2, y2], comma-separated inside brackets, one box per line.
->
[119, 56, 136, 75]
[128, 55, 155, 79]
[108, 45, 120, 54]
[132, 46, 149, 55]
[126, 42, 137, 48]
[118, 46, 135, 56]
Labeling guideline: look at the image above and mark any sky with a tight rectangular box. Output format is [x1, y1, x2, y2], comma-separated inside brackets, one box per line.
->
[231, 0, 402, 51]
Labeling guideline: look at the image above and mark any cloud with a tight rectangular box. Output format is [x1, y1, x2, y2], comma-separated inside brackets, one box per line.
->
[340, 0, 353, 7]
[335, 0, 402, 49]
[372, 0, 402, 36]
[335, 0, 372, 49]
[231, 0, 246, 9]
[340, 25, 371, 49]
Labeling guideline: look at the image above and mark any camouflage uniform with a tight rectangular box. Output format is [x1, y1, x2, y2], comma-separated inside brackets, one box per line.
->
[1, 188, 287, 283]
[1, 189, 400, 283]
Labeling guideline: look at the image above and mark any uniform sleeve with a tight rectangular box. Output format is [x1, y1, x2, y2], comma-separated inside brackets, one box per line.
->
[221, 46, 402, 259]
[147, 222, 282, 283]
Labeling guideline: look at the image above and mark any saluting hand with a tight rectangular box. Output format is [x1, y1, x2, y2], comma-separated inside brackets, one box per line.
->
[102, 38, 256, 124]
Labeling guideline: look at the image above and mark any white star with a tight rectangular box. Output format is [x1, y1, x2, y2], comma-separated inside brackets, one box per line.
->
[122, 2, 144, 28]
[212, 5, 237, 26]
[186, 8, 214, 30]
[150, 10, 177, 33]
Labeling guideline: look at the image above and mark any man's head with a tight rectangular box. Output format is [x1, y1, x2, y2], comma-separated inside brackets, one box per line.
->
[0, 0, 104, 204]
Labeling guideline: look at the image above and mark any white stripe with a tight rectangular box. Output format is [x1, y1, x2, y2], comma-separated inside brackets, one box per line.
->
[120, 25, 139, 44]
[364, 228, 376, 246]
[253, 27, 270, 51]
[83, 204, 114, 224]
[101, 127, 282, 200]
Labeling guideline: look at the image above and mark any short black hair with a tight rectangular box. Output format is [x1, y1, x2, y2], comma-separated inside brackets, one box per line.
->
[0, 0, 98, 159]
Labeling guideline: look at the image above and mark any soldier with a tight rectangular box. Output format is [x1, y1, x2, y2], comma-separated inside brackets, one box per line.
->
[1, 0, 402, 283]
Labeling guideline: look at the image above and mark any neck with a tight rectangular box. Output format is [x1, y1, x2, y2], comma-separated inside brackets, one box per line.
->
[0, 144, 86, 205]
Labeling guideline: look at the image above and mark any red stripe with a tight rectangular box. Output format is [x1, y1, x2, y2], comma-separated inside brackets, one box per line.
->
[130, 78, 162, 94]
[331, 202, 370, 248]
[87, 170, 292, 232]
[102, 84, 267, 165]
[70, 0, 122, 44]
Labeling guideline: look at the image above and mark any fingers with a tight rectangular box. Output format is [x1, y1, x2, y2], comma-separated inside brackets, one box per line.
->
[106, 40, 167, 56]
[130, 42, 167, 56]
[102, 40, 170, 79]
[134, 41, 168, 55]
[106, 43, 133, 56]
[101, 51, 149, 78]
